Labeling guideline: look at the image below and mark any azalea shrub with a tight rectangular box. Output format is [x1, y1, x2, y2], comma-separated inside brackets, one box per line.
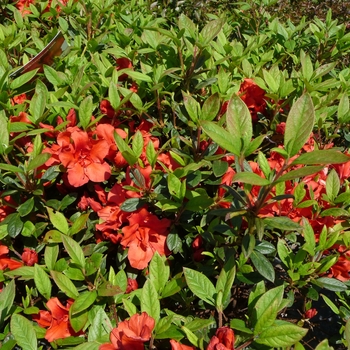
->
[2, 0, 350, 349]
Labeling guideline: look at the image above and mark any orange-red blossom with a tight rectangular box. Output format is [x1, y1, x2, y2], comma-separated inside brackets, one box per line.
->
[32, 297, 83, 342]
[99, 312, 155, 350]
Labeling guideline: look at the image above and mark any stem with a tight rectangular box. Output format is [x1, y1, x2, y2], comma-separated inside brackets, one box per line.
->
[156, 91, 164, 126]
[235, 338, 254, 350]
[218, 310, 223, 328]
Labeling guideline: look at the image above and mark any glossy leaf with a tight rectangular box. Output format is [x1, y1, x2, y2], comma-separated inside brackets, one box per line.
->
[51, 271, 79, 299]
[34, 264, 51, 300]
[291, 150, 350, 165]
[233, 172, 270, 186]
[226, 94, 252, 155]
[141, 279, 160, 325]
[61, 234, 86, 268]
[201, 120, 240, 155]
[250, 250, 275, 283]
[252, 285, 284, 333]
[284, 93, 315, 157]
[183, 267, 216, 306]
[11, 314, 37, 350]
[149, 252, 170, 293]
[201, 92, 220, 121]
[70, 291, 97, 315]
[255, 320, 308, 347]
[47, 207, 69, 234]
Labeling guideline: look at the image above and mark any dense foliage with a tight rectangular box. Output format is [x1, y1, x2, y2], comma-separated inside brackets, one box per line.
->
[1, 0, 350, 349]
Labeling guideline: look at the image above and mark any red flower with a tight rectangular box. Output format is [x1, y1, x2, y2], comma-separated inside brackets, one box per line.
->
[99, 312, 155, 350]
[304, 308, 318, 319]
[0, 245, 23, 271]
[207, 327, 235, 350]
[238, 78, 267, 122]
[11, 93, 28, 105]
[45, 127, 111, 187]
[115, 57, 133, 81]
[22, 248, 38, 266]
[32, 297, 82, 342]
[126, 278, 138, 293]
[121, 208, 171, 269]
[170, 339, 196, 350]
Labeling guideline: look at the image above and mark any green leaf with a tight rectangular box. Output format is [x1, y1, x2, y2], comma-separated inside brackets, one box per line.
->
[199, 18, 224, 46]
[300, 50, 314, 81]
[253, 285, 284, 333]
[230, 318, 253, 334]
[244, 134, 265, 157]
[212, 160, 228, 177]
[132, 130, 144, 159]
[68, 213, 89, 235]
[320, 208, 350, 217]
[120, 198, 145, 212]
[70, 309, 89, 333]
[183, 92, 200, 124]
[108, 81, 120, 110]
[124, 70, 152, 82]
[34, 264, 51, 300]
[44, 65, 62, 86]
[0, 163, 24, 173]
[313, 277, 347, 292]
[233, 172, 270, 186]
[168, 173, 184, 202]
[114, 131, 137, 166]
[29, 80, 47, 123]
[338, 93, 350, 123]
[345, 319, 350, 350]
[87, 308, 112, 342]
[215, 256, 236, 310]
[7, 213, 23, 238]
[201, 120, 240, 155]
[226, 94, 252, 154]
[44, 244, 59, 270]
[17, 197, 35, 217]
[51, 271, 79, 299]
[11, 314, 37, 350]
[141, 279, 160, 325]
[70, 291, 97, 315]
[10, 69, 39, 90]
[26, 153, 51, 172]
[302, 218, 316, 256]
[79, 95, 93, 130]
[263, 69, 279, 93]
[146, 141, 157, 168]
[263, 216, 302, 231]
[284, 93, 315, 157]
[250, 250, 275, 283]
[47, 207, 69, 234]
[0, 280, 15, 328]
[0, 110, 9, 154]
[291, 150, 350, 165]
[61, 234, 86, 268]
[274, 166, 324, 183]
[149, 252, 170, 293]
[181, 326, 199, 347]
[255, 320, 308, 347]
[184, 195, 214, 211]
[183, 267, 216, 306]
[320, 293, 339, 315]
[4, 266, 34, 279]
[201, 93, 220, 121]
[123, 298, 138, 316]
[326, 169, 340, 202]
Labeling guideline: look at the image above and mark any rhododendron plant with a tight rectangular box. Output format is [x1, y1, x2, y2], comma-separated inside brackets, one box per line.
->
[2, 1, 350, 349]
